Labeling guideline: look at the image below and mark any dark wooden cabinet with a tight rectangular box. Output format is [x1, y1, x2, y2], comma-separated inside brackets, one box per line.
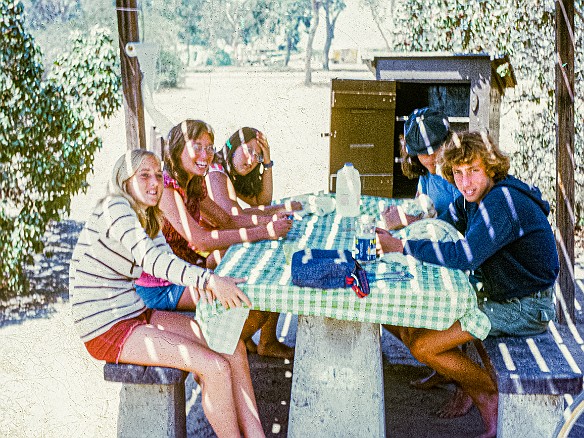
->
[329, 79, 396, 197]
[329, 53, 516, 198]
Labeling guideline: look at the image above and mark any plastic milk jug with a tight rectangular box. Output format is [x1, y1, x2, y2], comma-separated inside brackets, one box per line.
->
[335, 163, 361, 217]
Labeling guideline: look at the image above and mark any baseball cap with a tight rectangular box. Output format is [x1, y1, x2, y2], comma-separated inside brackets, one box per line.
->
[404, 107, 450, 156]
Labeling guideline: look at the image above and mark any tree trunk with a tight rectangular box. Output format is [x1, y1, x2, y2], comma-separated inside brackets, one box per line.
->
[285, 35, 292, 67]
[323, 22, 333, 70]
[305, 0, 320, 86]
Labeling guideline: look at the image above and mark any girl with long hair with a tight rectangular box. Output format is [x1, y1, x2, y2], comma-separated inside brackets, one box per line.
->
[70, 150, 265, 437]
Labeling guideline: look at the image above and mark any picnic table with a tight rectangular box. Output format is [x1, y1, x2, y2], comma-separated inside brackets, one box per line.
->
[195, 194, 490, 437]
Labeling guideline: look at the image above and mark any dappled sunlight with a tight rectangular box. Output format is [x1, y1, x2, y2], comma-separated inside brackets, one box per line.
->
[556, 228, 577, 281]
[279, 313, 293, 342]
[248, 248, 275, 283]
[238, 227, 249, 241]
[240, 388, 261, 422]
[218, 246, 246, 274]
[144, 337, 159, 362]
[266, 221, 276, 239]
[325, 215, 341, 248]
[178, 344, 191, 366]
[478, 203, 497, 241]
[185, 383, 202, 414]
[174, 191, 193, 243]
[211, 249, 223, 267]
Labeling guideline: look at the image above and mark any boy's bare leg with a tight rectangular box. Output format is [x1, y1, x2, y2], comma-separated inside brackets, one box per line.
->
[436, 386, 473, 418]
[257, 312, 294, 360]
[408, 322, 498, 438]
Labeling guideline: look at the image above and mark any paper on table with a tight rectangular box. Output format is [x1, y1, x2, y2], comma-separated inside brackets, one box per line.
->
[294, 193, 336, 217]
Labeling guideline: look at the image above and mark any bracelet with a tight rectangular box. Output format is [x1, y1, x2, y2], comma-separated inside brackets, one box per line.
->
[263, 160, 274, 169]
[201, 269, 214, 291]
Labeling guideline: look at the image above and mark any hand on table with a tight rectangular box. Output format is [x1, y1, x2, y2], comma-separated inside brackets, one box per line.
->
[203, 274, 251, 309]
[375, 227, 405, 255]
[287, 200, 303, 211]
[382, 205, 421, 230]
[266, 216, 293, 239]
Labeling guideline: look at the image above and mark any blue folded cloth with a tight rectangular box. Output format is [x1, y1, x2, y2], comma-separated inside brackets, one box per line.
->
[291, 249, 354, 289]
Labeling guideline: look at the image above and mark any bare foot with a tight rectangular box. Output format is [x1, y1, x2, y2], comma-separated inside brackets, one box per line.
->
[436, 387, 474, 418]
[410, 370, 453, 390]
[257, 341, 295, 360]
[245, 338, 258, 354]
[473, 391, 498, 438]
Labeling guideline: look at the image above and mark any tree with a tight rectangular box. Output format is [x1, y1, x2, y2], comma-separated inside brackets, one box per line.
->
[0, 1, 121, 297]
[389, 0, 583, 224]
[360, 0, 394, 50]
[304, 0, 320, 85]
[321, 0, 345, 71]
[23, 0, 80, 29]
[281, 0, 312, 66]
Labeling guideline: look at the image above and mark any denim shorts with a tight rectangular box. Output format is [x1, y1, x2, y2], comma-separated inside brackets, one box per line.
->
[477, 287, 556, 337]
[135, 284, 186, 311]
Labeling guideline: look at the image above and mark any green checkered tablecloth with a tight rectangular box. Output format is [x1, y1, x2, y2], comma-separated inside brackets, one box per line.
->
[196, 194, 491, 354]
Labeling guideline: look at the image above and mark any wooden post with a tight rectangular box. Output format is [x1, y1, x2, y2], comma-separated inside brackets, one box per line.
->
[555, 0, 575, 323]
[116, 0, 146, 150]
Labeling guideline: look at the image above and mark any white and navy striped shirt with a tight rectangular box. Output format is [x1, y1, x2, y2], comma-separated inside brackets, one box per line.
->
[69, 196, 211, 342]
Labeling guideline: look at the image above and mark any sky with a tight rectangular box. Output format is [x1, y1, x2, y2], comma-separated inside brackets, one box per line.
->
[311, 1, 389, 52]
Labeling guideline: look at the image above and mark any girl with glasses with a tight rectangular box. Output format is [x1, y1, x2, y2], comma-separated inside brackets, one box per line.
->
[206, 127, 302, 359]
[134, 120, 292, 355]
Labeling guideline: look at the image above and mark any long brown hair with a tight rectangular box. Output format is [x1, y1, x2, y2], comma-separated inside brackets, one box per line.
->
[164, 119, 215, 199]
[214, 127, 263, 197]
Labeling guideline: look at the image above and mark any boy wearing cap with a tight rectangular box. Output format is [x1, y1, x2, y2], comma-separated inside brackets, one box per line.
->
[383, 107, 464, 407]
[377, 131, 559, 438]
[382, 107, 460, 230]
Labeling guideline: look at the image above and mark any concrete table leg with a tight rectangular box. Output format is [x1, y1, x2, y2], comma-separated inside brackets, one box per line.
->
[288, 316, 385, 438]
[497, 393, 563, 438]
[116, 382, 186, 438]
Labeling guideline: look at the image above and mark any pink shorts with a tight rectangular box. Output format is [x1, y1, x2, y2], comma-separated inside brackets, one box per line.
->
[84, 309, 154, 363]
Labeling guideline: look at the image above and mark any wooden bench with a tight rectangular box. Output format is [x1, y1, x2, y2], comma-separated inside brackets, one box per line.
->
[104, 363, 188, 438]
[475, 330, 583, 438]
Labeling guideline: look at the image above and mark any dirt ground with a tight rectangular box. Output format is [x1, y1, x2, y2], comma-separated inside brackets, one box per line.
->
[1, 65, 583, 437]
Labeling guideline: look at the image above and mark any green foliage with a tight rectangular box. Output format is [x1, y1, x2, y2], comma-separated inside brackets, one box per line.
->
[206, 48, 232, 66]
[157, 48, 184, 88]
[0, 1, 121, 298]
[391, 0, 583, 223]
[24, 0, 81, 29]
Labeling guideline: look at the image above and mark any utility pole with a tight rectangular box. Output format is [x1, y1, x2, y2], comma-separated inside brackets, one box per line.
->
[116, 0, 146, 149]
[555, 0, 575, 323]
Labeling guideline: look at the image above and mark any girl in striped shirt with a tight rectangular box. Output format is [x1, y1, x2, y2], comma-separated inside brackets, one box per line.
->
[70, 149, 265, 437]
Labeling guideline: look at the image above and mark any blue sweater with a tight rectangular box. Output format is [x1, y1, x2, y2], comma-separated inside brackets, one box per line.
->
[404, 176, 559, 301]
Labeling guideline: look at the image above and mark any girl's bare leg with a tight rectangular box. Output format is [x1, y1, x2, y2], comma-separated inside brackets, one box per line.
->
[176, 285, 198, 310]
[221, 341, 265, 437]
[153, 311, 264, 437]
[119, 310, 258, 437]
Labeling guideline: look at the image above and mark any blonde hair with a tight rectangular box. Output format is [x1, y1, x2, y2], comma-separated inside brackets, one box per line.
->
[108, 149, 164, 238]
